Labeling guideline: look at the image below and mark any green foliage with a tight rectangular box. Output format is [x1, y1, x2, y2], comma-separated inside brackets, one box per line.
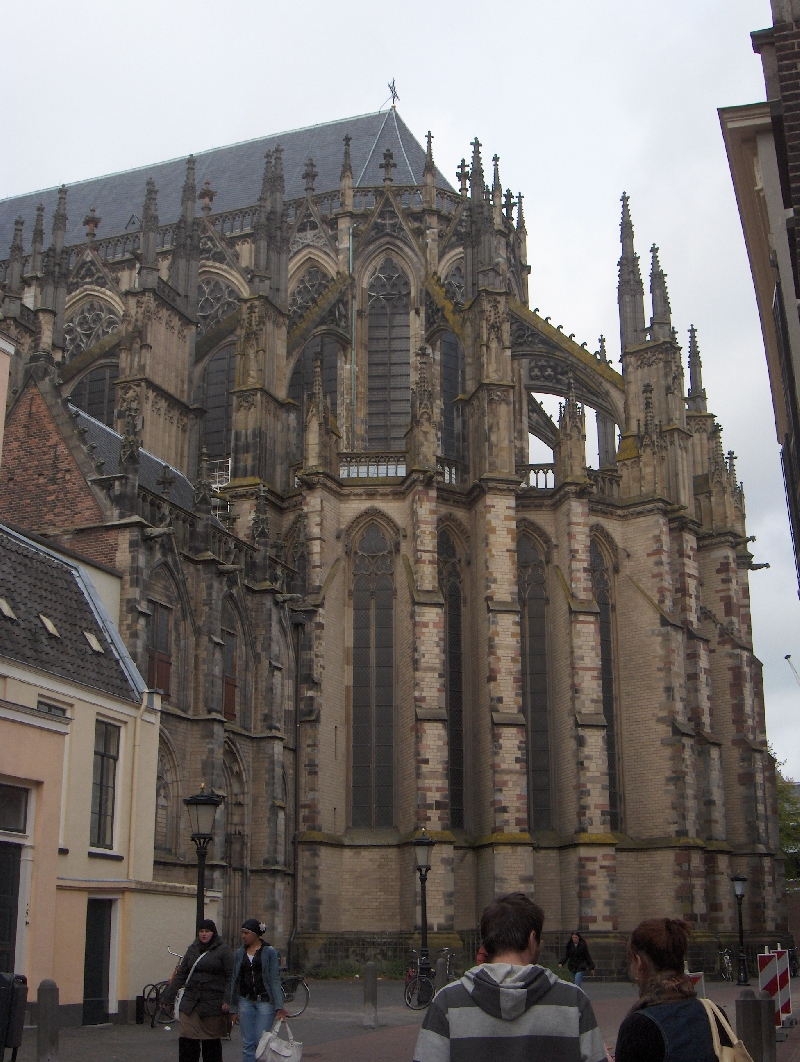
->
[772, 748, 800, 879]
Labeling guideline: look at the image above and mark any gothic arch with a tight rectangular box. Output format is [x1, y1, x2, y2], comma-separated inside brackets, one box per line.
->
[146, 561, 191, 710]
[436, 514, 470, 560]
[220, 739, 249, 941]
[154, 730, 181, 855]
[516, 518, 553, 564]
[356, 243, 423, 302]
[64, 287, 125, 318]
[196, 270, 245, 337]
[589, 523, 620, 573]
[288, 254, 334, 294]
[66, 358, 120, 428]
[342, 507, 403, 556]
[62, 297, 123, 362]
[589, 531, 622, 832]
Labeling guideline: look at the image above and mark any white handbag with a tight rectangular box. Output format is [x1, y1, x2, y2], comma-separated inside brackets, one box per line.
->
[699, 998, 755, 1062]
[255, 1018, 303, 1062]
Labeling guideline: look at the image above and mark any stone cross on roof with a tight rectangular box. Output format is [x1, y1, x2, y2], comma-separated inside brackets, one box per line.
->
[380, 148, 397, 185]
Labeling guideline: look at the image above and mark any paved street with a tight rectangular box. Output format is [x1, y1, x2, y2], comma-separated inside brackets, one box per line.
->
[10, 978, 800, 1061]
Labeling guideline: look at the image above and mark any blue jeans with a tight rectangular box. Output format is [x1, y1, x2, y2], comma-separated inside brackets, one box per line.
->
[573, 970, 584, 988]
[237, 997, 276, 1062]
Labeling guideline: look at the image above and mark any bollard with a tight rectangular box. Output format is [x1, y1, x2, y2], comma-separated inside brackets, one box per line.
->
[363, 962, 377, 1029]
[135, 995, 145, 1025]
[36, 979, 59, 1062]
[435, 958, 447, 994]
[759, 990, 778, 1060]
[735, 989, 776, 1062]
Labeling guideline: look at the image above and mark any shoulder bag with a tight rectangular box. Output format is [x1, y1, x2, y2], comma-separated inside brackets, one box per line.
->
[255, 1018, 303, 1062]
[173, 950, 207, 1016]
[699, 998, 755, 1062]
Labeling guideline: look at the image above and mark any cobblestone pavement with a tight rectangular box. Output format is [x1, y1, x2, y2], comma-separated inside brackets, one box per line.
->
[9, 978, 800, 1061]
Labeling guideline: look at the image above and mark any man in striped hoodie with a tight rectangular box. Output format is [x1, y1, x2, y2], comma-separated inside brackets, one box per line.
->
[413, 893, 607, 1062]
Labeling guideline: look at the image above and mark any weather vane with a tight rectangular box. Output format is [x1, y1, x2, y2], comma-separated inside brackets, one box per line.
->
[388, 79, 399, 107]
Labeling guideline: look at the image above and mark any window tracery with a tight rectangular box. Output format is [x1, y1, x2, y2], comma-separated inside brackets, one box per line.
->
[367, 257, 411, 451]
[590, 538, 620, 830]
[351, 524, 394, 828]
[63, 300, 121, 361]
[154, 740, 179, 854]
[288, 265, 331, 330]
[518, 536, 550, 831]
[438, 529, 464, 830]
[196, 276, 240, 336]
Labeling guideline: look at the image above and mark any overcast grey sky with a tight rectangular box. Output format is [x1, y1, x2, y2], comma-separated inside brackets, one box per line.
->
[4, 1, 799, 772]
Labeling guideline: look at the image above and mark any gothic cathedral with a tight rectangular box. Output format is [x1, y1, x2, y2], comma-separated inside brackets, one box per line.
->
[0, 108, 784, 971]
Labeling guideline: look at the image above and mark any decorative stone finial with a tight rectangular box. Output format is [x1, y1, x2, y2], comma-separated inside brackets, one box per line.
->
[456, 159, 469, 197]
[83, 207, 101, 243]
[197, 180, 217, 216]
[303, 157, 318, 196]
[379, 148, 397, 185]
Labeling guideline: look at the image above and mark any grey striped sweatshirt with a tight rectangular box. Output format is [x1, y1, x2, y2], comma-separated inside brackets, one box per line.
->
[413, 963, 607, 1062]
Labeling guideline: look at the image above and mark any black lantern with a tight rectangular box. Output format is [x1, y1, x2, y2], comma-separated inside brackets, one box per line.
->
[184, 784, 224, 928]
[730, 874, 749, 986]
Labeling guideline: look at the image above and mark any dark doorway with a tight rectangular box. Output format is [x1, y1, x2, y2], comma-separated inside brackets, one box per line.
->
[82, 899, 112, 1025]
[0, 842, 21, 972]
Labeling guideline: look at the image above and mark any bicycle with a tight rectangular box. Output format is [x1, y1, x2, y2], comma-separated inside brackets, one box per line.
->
[719, 948, 733, 982]
[405, 950, 435, 1010]
[438, 948, 460, 985]
[280, 971, 310, 1017]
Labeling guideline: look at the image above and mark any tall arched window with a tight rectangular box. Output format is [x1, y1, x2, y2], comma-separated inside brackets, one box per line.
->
[351, 524, 394, 827]
[221, 600, 239, 723]
[367, 257, 410, 451]
[438, 529, 464, 829]
[590, 538, 620, 830]
[440, 332, 465, 460]
[154, 738, 179, 854]
[69, 364, 119, 427]
[518, 536, 550, 830]
[199, 343, 236, 459]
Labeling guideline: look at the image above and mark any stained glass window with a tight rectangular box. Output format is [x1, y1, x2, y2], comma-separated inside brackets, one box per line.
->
[351, 524, 394, 828]
[200, 343, 236, 459]
[438, 530, 464, 829]
[590, 538, 620, 831]
[518, 536, 550, 830]
[367, 258, 410, 451]
[69, 364, 119, 427]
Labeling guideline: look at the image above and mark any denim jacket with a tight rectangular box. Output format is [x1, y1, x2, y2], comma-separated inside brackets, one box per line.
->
[228, 943, 284, 1013]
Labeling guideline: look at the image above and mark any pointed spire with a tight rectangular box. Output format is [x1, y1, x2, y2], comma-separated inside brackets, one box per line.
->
[649, 243, 672, 341]
[492, 155, 501, 194]
[687, 324, 707, 412]
[516, 193, 526, 233]
[617, 192, 647, 353]
[272, 145, 285, 196]
[51, 186, 67, 255]
[470, 138, 484, 198]
[456, 158, 469, 197]
[140, 178, 160, 288]
[303, 157, 318, 196]
[340, 134, 352, 181]
[31, 204, 44, 275]
[260, 150, 274, 204]
[598, 335, 607, 363]
[181, 155, 196, 224]
[424, 131, 435, 177]
[503, 188, 515, 222]
[5, 217, 24, 297]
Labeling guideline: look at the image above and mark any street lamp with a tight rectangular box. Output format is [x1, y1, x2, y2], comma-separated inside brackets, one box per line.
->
[731, 873, 749, 986]
[185, 784, 224, 928]
[412, 828, 436, 995]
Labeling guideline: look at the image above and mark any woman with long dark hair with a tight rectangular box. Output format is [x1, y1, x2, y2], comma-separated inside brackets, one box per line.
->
[160, 919, 234, 1062]
[558, 931, 595, 988]
[615, 918, 732, 1062]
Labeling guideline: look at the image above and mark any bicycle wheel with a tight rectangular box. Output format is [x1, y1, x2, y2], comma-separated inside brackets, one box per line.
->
[281, 976, 310, 1017]
[151, 982, 172, 1025]
[404, 974, 435, 1010]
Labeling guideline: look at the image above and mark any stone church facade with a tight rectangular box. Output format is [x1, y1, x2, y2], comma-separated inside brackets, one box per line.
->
[0, 108, 785, 971]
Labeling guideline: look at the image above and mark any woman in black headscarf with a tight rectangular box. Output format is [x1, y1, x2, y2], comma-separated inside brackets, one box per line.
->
[160, 919, 235, 1062]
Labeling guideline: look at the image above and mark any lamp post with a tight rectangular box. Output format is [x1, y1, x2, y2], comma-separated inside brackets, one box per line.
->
[185, 784, 224, 929]
[731, 873, 749, 986]
[412, 829, 436, 993]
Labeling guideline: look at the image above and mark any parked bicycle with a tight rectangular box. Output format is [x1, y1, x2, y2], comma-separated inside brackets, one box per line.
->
[719, 948, 733, 982]
[404, 948, 459, 1010]
[142, 946, 182, 1027]
[280, 969, 310, 1017]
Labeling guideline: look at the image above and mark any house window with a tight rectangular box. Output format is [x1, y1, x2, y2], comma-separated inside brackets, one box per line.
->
[518, 536, 550, 831]
[438, 530, 464, 829]
[0, 785, 28, 833]
[367, 258, 411, 451]
[147, 601, 171, 699]
[351, 524, 394, 828]
[590, 538, 620, 831]
[223, 630, 237, 721]
[91, 720, 120, 849]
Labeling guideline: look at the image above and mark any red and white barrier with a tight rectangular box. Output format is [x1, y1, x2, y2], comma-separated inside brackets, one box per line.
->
[758, 947, 793, 1026]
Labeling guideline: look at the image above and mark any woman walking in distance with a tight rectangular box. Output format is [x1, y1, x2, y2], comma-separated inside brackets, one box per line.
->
[160, 919, 234, 1062]
[558, 931, 596, 988]
[228, 919, 288, 1062]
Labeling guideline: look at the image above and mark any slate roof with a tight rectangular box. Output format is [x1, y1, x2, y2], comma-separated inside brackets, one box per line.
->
[71, 405, 196, 511]
[0, 523, 145, 703]
[0, 110, 455, 255]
